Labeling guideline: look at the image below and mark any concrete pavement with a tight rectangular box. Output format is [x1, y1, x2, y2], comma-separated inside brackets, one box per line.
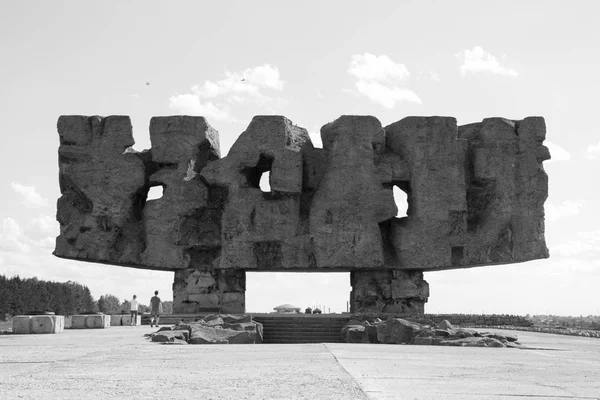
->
[1, 326, 598, 399]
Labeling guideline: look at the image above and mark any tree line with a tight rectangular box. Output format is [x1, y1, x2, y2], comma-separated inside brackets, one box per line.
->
[0, 275, 172, 318]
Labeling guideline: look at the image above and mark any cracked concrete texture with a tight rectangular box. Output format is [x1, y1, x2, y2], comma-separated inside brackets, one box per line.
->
[1, 327, 598, 399]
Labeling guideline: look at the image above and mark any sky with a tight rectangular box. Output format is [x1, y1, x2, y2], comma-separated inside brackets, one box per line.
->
[0, 0, 598, 315]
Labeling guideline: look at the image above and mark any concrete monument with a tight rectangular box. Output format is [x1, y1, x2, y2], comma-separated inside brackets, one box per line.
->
[54, 115, 550, 315]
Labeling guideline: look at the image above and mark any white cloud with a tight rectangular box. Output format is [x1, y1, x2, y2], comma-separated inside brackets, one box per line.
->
[545, 200, 582, 222]
[356, 81, 422, 108]
[349, 53, 410, 82]
[169, 64, 285, 122]
[28, 215, 58, 235]
[544, 141, 571, 162]
[586, 140, 600, 159]
[457, 46, 518, 78]
[348, 53, 421, 108]
[10, 182, 49, 208]
[193, 64, 283, 98]
[168, 95, 232, 122]
[0, 215, 59, 255]
[0, 217, 29, 253]
[552, 230, 600, 257]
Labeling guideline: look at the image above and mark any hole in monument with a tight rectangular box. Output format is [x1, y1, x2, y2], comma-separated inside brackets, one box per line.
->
[259, 171, 271, 193]
[147, 185, 164, 200]
[241, 154, 274, 191]
[245, 272, 351, 314]
[129, 118, 152, 152]
[392, 183, 410, 218]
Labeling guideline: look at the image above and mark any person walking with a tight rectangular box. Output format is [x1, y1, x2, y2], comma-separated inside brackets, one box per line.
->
[129, 295, 139, 327]
[150, 290, 162, 328]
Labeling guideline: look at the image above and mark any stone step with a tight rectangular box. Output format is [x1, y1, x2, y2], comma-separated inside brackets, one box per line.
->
[263, 329, 344, 334]
[259, 324, 347, 330]
[257, 320, 349, 325]
[141, 314, 352, 344]
[263, 338, 344, 344]
[263, 331, 341, 336]
[259, 318, 347, 343]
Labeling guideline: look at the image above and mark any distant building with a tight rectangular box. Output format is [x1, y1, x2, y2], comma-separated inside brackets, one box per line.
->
[273, 304, 301, 313]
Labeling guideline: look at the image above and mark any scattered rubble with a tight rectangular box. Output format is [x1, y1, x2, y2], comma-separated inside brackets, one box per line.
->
[146, 314, 263, 345]
[341, 318, 524, 348]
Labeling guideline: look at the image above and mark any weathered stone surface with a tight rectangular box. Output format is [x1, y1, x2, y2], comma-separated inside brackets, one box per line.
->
[340, 322, 367, 343]
[438, 320, 454, 331]
[152, 330, 189, 343]
[13, 315, 65, 334]
[188, 325, 255, 345]
[376, 318, 423, 344]
[149, 314, 262, 345]
[110, 314, 141, 326]
[54, 114, 549, 314]
[341, 318, 520, 348]
[439, 337, 506, 348]
[351, 270, 429, 314]
[71, 314, 110, 329]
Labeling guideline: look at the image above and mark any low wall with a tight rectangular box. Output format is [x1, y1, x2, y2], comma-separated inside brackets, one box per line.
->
[12, 315, 65, 334]
[424, 314, 533, 327]
[71, 314, 110, 329]
[352, 313, 533, 327]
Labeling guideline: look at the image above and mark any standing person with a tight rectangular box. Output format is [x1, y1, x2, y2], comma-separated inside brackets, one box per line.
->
[129, 295, 139, 327]
[150, 290, 162, 328]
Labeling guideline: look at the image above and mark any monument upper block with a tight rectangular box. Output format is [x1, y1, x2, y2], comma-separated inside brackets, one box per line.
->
[54, 115, 550, 273]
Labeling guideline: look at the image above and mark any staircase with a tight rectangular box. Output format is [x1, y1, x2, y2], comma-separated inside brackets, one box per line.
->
[252, 314, 351, 343]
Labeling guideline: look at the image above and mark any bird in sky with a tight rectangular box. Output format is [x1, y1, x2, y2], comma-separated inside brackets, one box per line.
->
[145, 82, 150, 86]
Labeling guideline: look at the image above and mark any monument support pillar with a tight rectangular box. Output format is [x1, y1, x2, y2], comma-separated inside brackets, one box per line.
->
[173, 268, 245, 314]
[350, 269, 429, 315]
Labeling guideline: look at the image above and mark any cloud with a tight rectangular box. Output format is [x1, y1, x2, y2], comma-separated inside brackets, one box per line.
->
[457, 46, 518, 78]
[25, 215, 59, 249]
[10, 182, 49, 208]
[0, 214, 60, 255]
[168, 95, 232, 122]
[27, 215, 58, 235]
[544, 141, 571, 162]
[348, 53, 421, 108]
[194, 64, 283, 98]
[355, 81, 422, 108]
[545, 201, 582, 222]
[0, 217, 29, 253]
[169, 64, 285, 122]
[552, 230, 600, 257]
[586, 140, 600, 159]
[349, 53, 410, 82]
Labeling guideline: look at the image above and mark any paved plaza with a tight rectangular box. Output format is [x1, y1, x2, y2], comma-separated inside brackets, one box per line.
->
[1, 326, 599, 399]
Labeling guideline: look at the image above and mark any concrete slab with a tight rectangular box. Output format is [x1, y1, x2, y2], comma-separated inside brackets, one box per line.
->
[71, 314, 110, 329]
[12, 315, 64, 334]
[0, 327, 598, 399]
[325, 329, 600, 399]
[110, 314, 141, 326]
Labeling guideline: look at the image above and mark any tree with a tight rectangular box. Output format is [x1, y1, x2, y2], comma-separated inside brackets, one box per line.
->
[0, 274, 99, 316]
[97, 294, 121, 314]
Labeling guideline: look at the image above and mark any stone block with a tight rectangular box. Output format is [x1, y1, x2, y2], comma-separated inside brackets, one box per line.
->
[110, 314, 141, 326]
[110, 315, 123, 326]
[71, 314, 110, 329]
[122, 315, 141, 326]
[13, 315, 65, 334]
